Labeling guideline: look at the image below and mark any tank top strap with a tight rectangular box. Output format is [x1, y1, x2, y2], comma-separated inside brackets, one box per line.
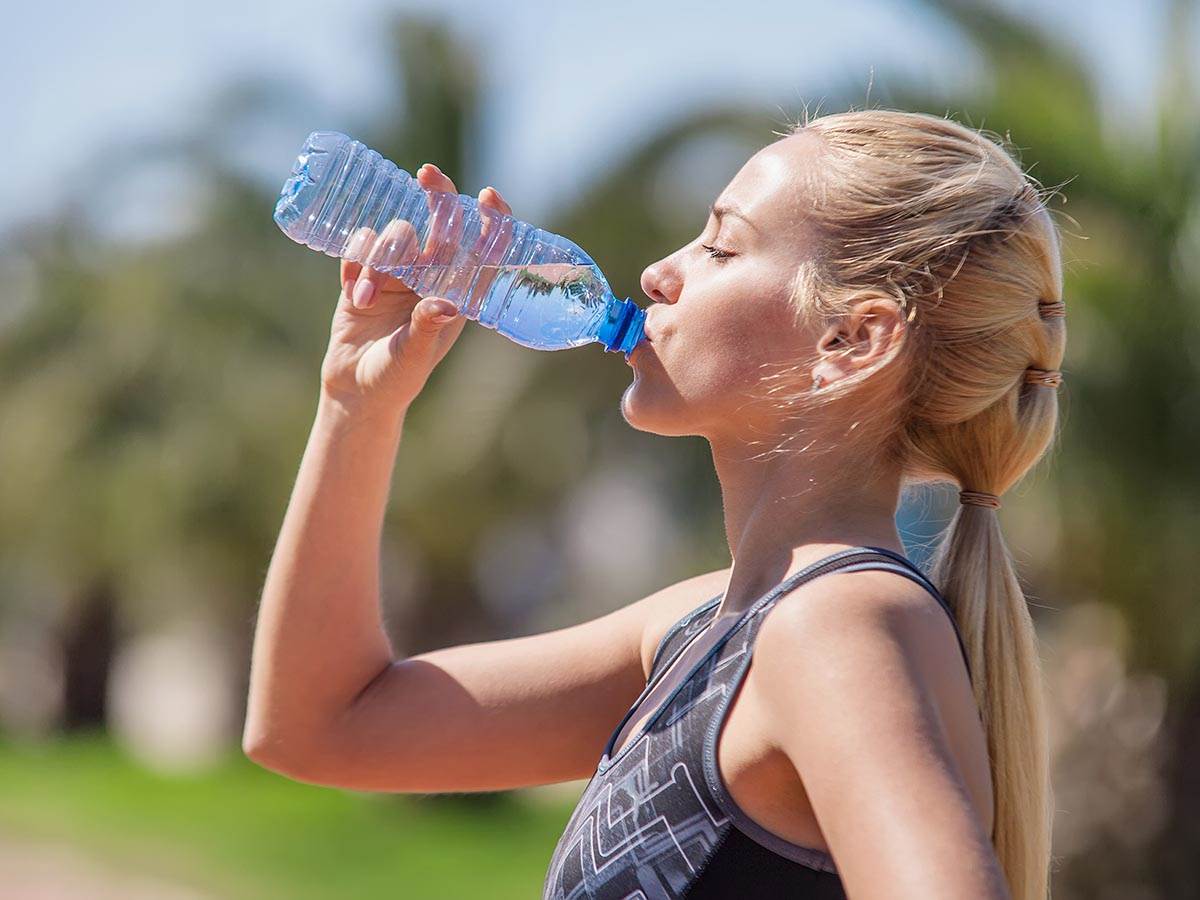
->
[648, 594, 722, 680]
[676, 547, 974, 686]
[639, 546, 973, 763]
[601, 548, 908, 775]
[647, 547, 894, 690]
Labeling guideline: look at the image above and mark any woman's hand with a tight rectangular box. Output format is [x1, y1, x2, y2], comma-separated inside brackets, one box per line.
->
[319, 162, 514, 417]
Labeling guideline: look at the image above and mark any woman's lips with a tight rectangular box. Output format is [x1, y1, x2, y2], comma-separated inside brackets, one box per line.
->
[627, 321, 654, 363]
[628, 338, 653, 365]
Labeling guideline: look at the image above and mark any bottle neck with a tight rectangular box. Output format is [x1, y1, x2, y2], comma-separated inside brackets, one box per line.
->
[597, 296, 646, 356]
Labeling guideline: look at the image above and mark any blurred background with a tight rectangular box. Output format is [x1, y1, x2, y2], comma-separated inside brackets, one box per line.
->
[1, 0, 1197, 896]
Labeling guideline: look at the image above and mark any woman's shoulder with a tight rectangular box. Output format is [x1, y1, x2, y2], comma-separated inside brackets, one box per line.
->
[753, 566, 965, 690]
[757, 564, 970, 682]
[747, 567, 993, 832]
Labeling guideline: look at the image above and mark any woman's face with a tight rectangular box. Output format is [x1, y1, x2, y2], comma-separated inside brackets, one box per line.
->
[622, 132, 826, 440]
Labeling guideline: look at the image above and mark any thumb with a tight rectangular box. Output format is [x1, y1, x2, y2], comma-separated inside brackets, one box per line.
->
[389, 297, 460, 364]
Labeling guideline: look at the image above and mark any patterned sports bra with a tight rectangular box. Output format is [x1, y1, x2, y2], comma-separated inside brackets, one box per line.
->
[542, 545, 973, 900]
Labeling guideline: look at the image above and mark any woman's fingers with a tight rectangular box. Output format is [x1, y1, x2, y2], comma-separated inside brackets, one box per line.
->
[466, 186, 516, 307]
[339, 227, 371, 286]
[338, 165, 515, 310]
[479, 185, 512, 216]
[479, 186, 514, 256]
[417, 163, 466, 264]
[364, 218, 420, 278]
[477, 184, 514, 256]
[340, 223, 419, 309]
[417, 163, 511, 217]
[417, 162, 456, 195]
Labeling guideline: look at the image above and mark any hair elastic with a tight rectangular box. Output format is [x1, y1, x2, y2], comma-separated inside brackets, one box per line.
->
[1024, 367, 1063, 387]
[1038, 300, 1066, 318]
[959, 490, 1001, 509]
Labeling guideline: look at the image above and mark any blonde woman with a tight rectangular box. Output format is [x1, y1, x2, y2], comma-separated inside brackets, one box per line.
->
[244, 108, 1064, 900]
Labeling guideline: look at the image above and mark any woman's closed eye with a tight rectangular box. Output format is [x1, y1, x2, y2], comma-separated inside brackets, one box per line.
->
[700, 243, 735, 261]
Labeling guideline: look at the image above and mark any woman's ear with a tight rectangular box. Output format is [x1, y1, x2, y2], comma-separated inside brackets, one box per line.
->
[809, 295, 906, 390]
[842, 295, 906, 362]
[810, 324, 851, 389]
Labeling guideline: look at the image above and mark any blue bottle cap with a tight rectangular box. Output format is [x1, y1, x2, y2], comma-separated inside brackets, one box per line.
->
[598, 298, 647, 357]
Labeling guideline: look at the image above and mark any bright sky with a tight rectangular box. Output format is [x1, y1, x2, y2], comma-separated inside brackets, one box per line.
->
[0, 0, 1185, 238]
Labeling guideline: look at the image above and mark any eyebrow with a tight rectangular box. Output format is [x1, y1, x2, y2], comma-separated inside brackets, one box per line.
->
[708, 201, 758, 232]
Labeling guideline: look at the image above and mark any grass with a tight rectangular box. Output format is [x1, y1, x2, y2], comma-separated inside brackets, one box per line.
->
[0, 733, 581, 899]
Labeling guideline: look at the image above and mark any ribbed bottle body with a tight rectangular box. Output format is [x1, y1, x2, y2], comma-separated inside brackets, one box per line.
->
[274, 131, 645, 355]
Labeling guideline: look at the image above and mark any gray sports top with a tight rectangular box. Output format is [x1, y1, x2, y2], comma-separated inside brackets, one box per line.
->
[542, 545, 973, 900]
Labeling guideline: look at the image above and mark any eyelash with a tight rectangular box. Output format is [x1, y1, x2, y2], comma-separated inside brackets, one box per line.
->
[700, 243, 734, 261]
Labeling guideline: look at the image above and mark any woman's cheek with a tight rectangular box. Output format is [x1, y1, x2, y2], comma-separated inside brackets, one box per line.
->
[677, 321, 760, 402]
[714, 306, 767, 363]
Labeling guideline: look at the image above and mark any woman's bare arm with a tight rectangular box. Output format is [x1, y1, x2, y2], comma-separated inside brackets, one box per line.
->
[242, 390, 723, 791]
[242, 394, 411, 771]
[753, 572, 1007, 899]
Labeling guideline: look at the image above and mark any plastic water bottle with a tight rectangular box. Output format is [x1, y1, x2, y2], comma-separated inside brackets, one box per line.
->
[273, 131, 646, 357]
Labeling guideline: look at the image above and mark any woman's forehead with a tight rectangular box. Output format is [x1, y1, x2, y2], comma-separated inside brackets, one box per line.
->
[720, 134, 821, 229]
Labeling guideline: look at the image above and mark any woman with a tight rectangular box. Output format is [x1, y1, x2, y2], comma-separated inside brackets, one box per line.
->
[244, 108, 1065, 899]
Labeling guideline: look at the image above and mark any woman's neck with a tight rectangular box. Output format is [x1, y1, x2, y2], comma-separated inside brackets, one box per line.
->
[708, 435, 906, 618]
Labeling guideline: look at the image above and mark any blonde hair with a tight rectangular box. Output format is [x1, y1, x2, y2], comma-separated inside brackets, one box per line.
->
[774, 108, 1066, 899]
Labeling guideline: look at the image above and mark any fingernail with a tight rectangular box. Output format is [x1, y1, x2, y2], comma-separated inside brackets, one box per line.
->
[352, 279, 375, 308]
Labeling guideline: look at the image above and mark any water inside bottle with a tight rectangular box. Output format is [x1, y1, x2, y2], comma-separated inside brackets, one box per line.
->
[402, 262, 612, 350]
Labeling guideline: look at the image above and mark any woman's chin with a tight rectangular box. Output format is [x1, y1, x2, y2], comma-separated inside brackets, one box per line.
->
[620, 377, 657, 432]
[619, 378, 693, 436]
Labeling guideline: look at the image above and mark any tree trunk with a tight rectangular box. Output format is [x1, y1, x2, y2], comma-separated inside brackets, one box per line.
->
[57, 575, 119, 733]
[1153, 669, 1200, 899]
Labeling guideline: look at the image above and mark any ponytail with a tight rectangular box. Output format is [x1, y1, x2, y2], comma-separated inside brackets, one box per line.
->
[930, 500, 1055, 899]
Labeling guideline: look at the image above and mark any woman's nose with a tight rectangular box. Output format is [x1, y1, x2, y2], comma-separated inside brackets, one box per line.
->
[640, 260, 681, 305]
